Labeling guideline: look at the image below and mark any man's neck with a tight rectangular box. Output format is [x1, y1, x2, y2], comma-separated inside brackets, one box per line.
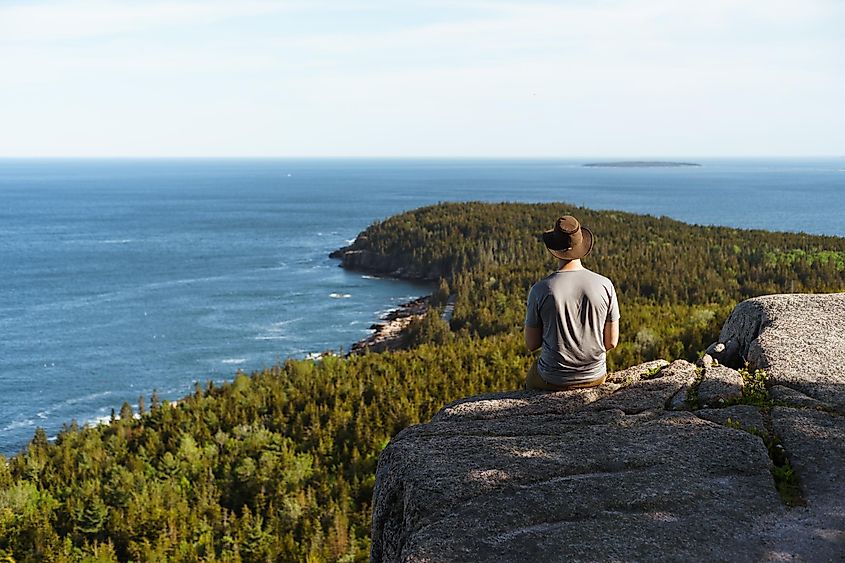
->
[558, 259, 585, 271]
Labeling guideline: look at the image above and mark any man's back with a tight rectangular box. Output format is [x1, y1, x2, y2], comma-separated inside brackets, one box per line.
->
[525, 268, 620, 386]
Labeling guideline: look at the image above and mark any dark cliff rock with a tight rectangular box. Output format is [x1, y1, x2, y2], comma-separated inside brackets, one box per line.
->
[370, 294, 845, 562]
[330, 241, 444, 281]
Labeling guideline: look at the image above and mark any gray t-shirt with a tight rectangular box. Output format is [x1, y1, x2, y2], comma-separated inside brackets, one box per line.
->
[525, 269, 620, 385]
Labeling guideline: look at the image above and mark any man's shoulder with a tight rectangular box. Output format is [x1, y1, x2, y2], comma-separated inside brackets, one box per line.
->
[582, 269, 615, 287]
[549, 268, 615, 286]
[532, 271, 560, 290]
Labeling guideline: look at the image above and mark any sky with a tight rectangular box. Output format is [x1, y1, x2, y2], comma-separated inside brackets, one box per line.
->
[0, 0, 843, 157]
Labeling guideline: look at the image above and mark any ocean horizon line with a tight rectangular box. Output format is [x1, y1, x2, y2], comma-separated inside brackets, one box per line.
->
[0, 155, 842, 161]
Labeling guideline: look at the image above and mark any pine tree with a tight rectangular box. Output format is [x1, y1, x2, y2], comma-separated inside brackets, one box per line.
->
[119, 402, 133, 421]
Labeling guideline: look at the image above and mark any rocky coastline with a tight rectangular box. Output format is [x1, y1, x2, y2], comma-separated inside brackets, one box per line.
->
[348, 296, 430, 354]
[330, 242, 434, 355]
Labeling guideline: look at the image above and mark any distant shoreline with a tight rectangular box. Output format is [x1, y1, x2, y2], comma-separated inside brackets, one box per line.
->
[583, 161, 702, 168]
[347, 296, 430, 355]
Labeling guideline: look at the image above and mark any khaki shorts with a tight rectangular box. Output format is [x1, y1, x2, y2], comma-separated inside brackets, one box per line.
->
[525, 360, 607, 391]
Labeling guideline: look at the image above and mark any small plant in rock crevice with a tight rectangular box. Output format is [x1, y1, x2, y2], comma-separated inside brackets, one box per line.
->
[766, 436, 805, 507]
[737, 366, 770, 407]
[641, 364, 666, 380]
[684, 367, 705, 409]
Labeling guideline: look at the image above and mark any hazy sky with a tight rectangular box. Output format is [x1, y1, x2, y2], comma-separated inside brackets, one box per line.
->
[1, 0, 842, 157]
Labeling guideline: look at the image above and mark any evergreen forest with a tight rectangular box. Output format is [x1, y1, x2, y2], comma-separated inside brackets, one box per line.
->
[2, 202, 844, 562]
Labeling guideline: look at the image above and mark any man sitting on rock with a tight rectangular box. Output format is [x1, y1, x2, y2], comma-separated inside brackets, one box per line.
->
[524, 214, 620, 390]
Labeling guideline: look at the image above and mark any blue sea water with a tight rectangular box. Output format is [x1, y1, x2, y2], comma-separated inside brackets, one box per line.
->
[1, 157, 843, 456]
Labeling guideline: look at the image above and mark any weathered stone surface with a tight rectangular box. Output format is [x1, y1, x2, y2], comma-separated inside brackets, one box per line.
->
[717, 293, 845, 411]
[588, 359, 696, 415]
[667, 385, 690, 410]
[372, 295, 845, 561]
[665, 361, 700, 411]
[765, 407, 845, 559]
[705, 338, 741, 368]
[770, 385, 832, 411]
[697, 365, 744, 407]
[696, 405, 767, 438]
[434, 359, 669, 423]
[372, 361, 786, 562]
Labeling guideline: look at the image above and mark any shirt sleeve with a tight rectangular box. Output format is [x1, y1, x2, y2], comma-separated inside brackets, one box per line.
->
[607, 282, 621, 323]
[525, 284, 541, 328]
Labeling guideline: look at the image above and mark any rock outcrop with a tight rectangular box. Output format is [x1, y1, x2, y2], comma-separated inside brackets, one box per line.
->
[710, 293, 845, 412]
[371, 294, 845, 561]
[696, 364, 744, 406]
[330, 242, 444, 281]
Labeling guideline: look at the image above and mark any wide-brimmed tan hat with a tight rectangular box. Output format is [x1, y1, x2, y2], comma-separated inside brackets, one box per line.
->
[542, 215, 594, 260]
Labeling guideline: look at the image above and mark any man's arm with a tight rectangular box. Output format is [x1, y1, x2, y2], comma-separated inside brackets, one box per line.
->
[524, 325, 542, 352]
[604, 320, 619, 351]
[524, 284, 542, 352]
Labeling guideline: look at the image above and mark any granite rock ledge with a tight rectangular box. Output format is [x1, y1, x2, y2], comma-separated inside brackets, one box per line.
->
[370, 294, 845, 562]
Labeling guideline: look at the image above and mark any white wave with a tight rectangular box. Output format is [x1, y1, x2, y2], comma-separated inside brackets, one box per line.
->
[88, 415, 113, 427]
[329, 293, 352, 299]
[270, 317, 302, 327]
[1, 418, 35, 432]
[100, 239, 133, 244]
[361, 275, 380, 280]
[345, 238, 356, 244]
[254, 335, 289, 341]
[57, 390, 115, 408]
[221, 358, 247, 365]
[29, 390, 118, 425]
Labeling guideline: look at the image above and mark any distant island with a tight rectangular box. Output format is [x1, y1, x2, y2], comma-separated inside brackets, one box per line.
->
[583, 161, 702, 168]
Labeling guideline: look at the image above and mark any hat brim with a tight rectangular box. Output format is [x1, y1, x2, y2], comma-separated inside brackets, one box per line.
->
[542, 226, 593, 260]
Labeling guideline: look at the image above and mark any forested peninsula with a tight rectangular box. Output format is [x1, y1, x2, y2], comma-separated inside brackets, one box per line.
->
[582, 161, 701, 167]
[3, 202, 845, 562]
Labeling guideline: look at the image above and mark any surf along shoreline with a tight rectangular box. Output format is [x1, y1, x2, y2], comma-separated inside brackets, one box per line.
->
[329, 243, 438, 355]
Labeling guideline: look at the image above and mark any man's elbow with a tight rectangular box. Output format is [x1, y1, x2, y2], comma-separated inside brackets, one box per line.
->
[525, 337, 541, 352]
[604, 321, 620, 351]
[524, 327, 542, 352]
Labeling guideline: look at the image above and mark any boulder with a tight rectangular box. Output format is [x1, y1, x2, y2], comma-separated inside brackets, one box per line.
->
[696, 353, 714, 368]
[586, 359, 696, 415]
[696, 405, 767, 438]
[716, 293, 845, 412]
[764, 408, 845, 559]
[704, 338, 741, 368]
[371, 361, 784, 562]
[769, 385, 832, 411]
[697, 365, 744, 406]
[371, 295, 845, 561]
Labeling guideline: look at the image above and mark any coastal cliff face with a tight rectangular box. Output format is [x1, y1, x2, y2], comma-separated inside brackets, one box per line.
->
[370, 294, 845, 562]
[330, 239, 444, 281]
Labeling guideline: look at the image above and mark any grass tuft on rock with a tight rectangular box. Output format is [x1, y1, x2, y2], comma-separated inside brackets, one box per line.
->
[766, 436, 805, 507]
[685, 367, 705, 409]
[737, 366, 770, 407]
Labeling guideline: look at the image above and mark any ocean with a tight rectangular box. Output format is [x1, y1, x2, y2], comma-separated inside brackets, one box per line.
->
[1, 157, 843, 456]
